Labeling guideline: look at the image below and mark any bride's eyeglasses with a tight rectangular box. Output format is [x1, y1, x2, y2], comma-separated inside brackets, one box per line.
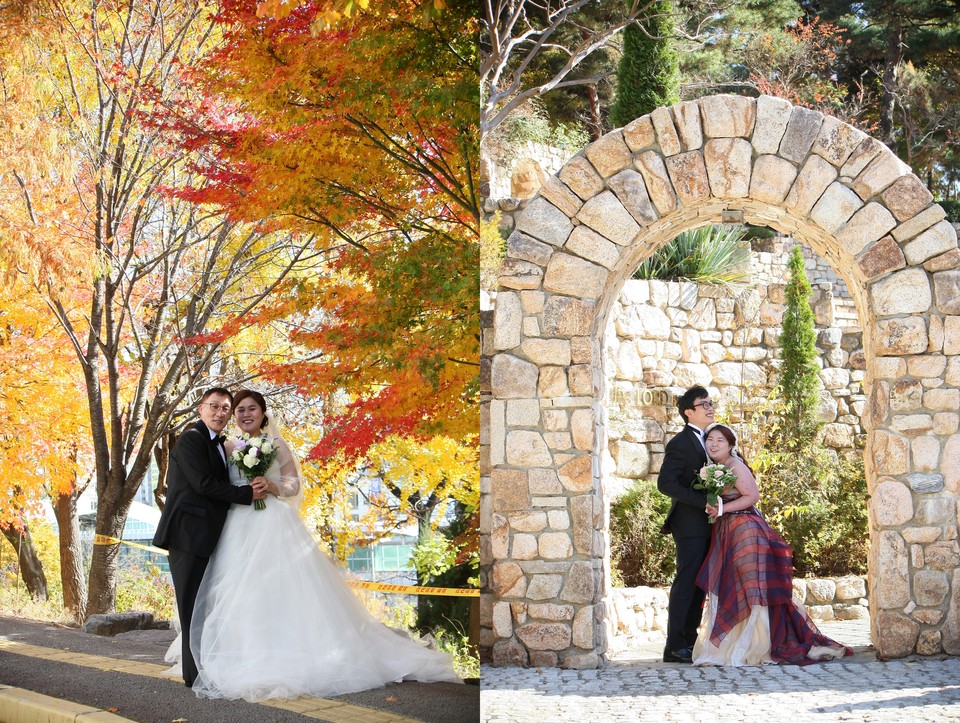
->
[693, 400, 715, 409]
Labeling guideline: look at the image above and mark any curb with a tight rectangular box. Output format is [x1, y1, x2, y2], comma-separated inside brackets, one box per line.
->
[0, 684, 134, 721]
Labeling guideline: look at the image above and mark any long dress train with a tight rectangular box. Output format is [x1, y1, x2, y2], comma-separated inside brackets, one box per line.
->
[182, 437, 459, 701]
[693, 498, 851, 666]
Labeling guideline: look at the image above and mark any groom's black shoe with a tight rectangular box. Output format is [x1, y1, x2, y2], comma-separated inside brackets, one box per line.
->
[663, 646, 693, 663]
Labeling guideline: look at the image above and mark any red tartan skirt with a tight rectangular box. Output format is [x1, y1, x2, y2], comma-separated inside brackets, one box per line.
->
[696, 509, 851, 665]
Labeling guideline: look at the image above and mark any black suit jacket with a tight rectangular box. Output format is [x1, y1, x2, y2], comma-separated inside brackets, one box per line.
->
[153, 421, 253, 556]
[657, 426, 710, 538]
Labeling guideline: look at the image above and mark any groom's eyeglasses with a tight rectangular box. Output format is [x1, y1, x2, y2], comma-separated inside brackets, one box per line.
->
[693, 400, 715, 409]
[202, 403, 232, 413]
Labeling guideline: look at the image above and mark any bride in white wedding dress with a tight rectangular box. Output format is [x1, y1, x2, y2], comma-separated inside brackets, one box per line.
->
[168, 389, 460, 702]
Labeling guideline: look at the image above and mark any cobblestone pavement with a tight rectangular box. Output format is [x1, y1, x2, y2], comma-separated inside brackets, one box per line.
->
[481, 621, 960, 722]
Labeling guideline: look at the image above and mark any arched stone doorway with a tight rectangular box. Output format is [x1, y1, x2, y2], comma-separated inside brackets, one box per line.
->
[481, 94, 960, 668]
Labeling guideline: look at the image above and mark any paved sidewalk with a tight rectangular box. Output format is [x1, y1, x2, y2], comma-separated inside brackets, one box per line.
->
[0, 615, 477, 723]
[481, 620, 960, 722]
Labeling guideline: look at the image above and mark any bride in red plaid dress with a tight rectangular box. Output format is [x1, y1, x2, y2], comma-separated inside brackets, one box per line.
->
[692, 423, 851, 666]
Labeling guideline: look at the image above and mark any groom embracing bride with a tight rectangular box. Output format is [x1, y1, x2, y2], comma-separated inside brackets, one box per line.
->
[152, 387, 268, 688]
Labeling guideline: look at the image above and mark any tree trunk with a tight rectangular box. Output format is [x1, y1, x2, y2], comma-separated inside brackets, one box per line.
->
[85, 468, 145, 614]
[414, 503, 437, 629]
[586, 84, 603, 141]
[53, 490, 87, 623]
[153, 432, 173, 511]
[2, 523, 48, 601]
[880, 21, 904, 150]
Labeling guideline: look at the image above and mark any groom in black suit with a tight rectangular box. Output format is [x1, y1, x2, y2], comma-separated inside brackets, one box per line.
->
[153, 387, 267, 686]
[657, 384, 715, 663]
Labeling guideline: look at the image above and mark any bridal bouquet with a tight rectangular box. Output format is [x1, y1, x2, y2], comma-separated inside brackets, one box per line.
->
[693, 463, 737, 523]
[230, 433, 279, 510]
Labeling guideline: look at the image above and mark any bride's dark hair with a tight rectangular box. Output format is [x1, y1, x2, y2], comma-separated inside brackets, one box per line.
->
[232, 389, 269, 429]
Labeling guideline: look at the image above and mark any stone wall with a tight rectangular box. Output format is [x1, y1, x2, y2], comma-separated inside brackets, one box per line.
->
[604, 278, 865, 497]
[483, 93, 960, 667]
[606, 576, 868, 654]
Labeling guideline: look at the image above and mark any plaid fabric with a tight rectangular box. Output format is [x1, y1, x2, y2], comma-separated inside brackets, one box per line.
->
[696, 509, 794, 644]
[696, 508, 851, 663]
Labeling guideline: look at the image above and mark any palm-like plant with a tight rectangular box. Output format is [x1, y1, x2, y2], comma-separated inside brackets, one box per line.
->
[632, 225, 751, 284]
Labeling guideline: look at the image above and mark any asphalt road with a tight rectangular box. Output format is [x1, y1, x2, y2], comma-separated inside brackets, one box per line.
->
[0, 615, 478, 722]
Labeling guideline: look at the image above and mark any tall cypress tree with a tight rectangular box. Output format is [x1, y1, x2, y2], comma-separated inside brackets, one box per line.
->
[609, 0, 680, 127]
[777, 245, 823, 450]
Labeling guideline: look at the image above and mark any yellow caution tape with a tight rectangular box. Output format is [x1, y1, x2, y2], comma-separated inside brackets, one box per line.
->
[93, 534, 169, 556]
[346, 580, 479, 597]
[93, 534, 478, 598]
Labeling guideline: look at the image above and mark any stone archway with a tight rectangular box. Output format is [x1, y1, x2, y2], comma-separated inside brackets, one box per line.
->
[480, 94, 960, 668]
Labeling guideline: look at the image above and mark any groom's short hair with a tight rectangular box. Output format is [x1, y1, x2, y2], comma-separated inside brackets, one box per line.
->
[677, 385, 708, 423]
[199, 387, 234, 405]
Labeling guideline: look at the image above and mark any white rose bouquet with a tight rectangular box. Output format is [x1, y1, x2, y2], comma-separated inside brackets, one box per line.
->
[230, 433, 279, 510]
[693, 463, 737, 523]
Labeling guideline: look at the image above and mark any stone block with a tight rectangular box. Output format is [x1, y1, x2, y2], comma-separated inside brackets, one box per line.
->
[491, 638, 528, 666]
[834, 576, 867, 601]
[673, 100, 703, 151]
[634, 151, 678, 215]
[506, 430, 553, 467]
[778, 106, 823, 163]
[611, 440, 650, 478]
[917, 630, 942, 656]
[835, 202, 897, 256]
[752, 95, 792, 154]
[925, 540, 960, 569]
[812, 115, 866, 167]
[542, 297, 595, 337]
[840, 136, 884, 179]
[872, 430, 910, 475]
[538, 174, 583, 217]
[665, 151, 710, 205]
[516, 622, 572, 651]
[526, 573, 563, 600]
[509, 510, 548, 533]
[539, 532, 573, 559]
[875, 531, 910, 609]
[881, 174, 934, 221]
[492, 354, 539, 398]
[785, 156, 837, 214]
[650, 106, 682, 156]
[749, 154, 797, 204]
[875, 317, 927, 356]
[508, 231, 554, 266]
[83, 612, 154, 636]
[852, 147, 909, 200]
[914, 570, 949, 607]
[576, 191, 640, 247]
[491, 561, 527, 598]
[607, 169, 659, 227]
[947, 316, 960, 356]
[521, 339, 571, 367]
[912, 435, 941, 472]
[543, 252, 608, 299]
[872, 479, 913, 526]
[560, 561, 596, 604]
[933, 270, 960, 314]
[892, 203, 946, 243]
[924, 247, 960, 272]
[857, 235, 905, 280]
[515, 197, 574, 246]
[538, 366, 569, 398]
[558, 454, 593, 492]
[703, 138, 752, 198]
[870, 267, 931, 316]
[564, 225, 621, 270]
[583, 130, 633, 177]
[622, 114, 656, 152]
[905, 220, 958, 266]
[558, 155, 604, 200]
[498, 258, 543, 291]
[810, 182, 863, 235]
[876, 610, 919, 658]
[699, 94, 756, 138]
[805, 579, 836, 603]
[944, 569, 960, 654]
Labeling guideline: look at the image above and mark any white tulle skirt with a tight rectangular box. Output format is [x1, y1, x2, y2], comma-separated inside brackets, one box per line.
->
[184, 496, 459, 701]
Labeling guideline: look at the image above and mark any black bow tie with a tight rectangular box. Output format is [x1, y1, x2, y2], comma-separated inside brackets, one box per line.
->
[212, 435, 226, 446]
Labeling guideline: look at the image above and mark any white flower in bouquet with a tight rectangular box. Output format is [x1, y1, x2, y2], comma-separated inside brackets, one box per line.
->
[229, 433, 280, 510]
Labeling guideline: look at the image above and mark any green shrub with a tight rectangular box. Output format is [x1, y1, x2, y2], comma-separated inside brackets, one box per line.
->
[632, 225, 751, 284]
[114, 563, 175, 620]
[938, 199, 960, 223]
[609, 480, 675, 587]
